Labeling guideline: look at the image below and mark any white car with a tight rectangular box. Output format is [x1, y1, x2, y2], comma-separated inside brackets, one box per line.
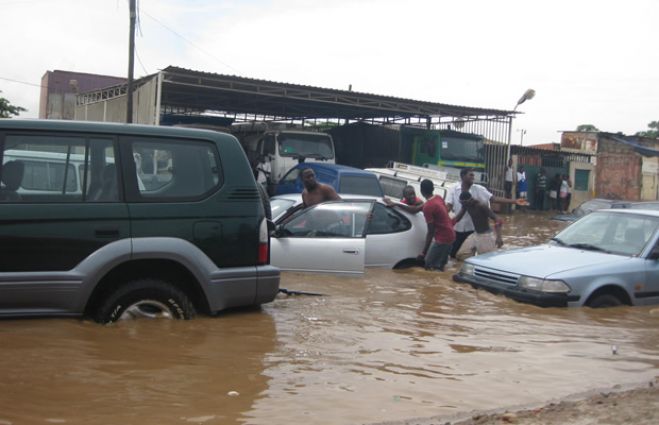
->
[269, 194, 427, 274]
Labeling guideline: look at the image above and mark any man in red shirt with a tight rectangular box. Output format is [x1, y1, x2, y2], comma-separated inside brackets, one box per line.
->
[419, 179, 455, 271]
[401, 185, 424, 207]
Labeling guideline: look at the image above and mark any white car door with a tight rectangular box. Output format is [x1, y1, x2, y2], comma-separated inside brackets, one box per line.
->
[270, 201, 373, 274]
[364, 203, 426, 268]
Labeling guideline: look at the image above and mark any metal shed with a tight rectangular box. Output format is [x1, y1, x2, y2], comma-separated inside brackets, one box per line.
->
[75, 65, 517, 191]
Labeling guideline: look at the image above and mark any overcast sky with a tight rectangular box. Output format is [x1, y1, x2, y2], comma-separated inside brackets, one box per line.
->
[1, 0, 657, 145]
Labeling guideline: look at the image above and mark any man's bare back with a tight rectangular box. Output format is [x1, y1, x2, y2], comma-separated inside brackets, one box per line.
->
[454, 191, 503, 248]
[465, 202, 499, 233]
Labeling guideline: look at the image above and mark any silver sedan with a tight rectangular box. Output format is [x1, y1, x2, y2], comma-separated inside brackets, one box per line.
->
[454, 209, 659, 307]
[269, 194, 427, 274]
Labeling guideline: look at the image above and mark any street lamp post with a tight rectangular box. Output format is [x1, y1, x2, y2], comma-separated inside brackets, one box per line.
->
[506, 89, 535, 161]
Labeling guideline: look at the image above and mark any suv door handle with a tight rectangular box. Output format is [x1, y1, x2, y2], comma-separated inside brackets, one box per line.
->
[95, 228, 120, 238]
[342, 249, 359, 255]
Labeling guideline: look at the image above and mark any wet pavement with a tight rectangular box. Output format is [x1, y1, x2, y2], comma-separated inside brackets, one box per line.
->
[1, 212, 658, 425]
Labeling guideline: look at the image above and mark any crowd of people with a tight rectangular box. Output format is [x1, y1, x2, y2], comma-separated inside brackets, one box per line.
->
[385, 168, 521, 272]
[273, 165, 571, 273]
[505, 161, 572, 213]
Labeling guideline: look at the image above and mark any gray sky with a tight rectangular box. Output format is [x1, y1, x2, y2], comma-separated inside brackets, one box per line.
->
[1, 0, 657, 145]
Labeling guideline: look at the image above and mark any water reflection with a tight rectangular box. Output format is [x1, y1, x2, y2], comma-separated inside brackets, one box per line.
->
[1, 213, 658, 425]
[0, 309, 276, 425]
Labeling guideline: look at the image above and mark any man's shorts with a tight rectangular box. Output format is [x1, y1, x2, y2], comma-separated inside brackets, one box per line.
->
[456, 231, 497, 259]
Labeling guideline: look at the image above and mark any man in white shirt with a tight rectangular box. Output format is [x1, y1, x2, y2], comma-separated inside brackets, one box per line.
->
[255, 155, 271, 190]
[446, 168, 518, 260]
[504, 158, 514, 199]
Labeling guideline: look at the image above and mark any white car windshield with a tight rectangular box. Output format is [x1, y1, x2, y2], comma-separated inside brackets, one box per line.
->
[553, 211, 659, 256]
[271, 198, 297, 221]
[279, 202, 372, 238]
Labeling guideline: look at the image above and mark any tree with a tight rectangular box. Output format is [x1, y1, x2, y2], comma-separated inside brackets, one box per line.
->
[636, 121, 659, 138]
[576, 124, 599, 132]
[0, 91, 27, 118]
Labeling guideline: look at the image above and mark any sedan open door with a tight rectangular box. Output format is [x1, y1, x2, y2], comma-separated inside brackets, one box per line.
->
[270, 201, 373, 274]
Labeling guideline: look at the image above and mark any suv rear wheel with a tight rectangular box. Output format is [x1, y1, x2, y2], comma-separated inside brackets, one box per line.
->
[95, 278, 195, 323]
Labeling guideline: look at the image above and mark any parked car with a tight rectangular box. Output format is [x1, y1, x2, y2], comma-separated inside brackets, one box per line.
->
[0, 119, 279, 322]
[269, 194, 426, 273]
[454, 209, 659, 308]
[553, 198, 659, 222]
[274, 162, 384, 197]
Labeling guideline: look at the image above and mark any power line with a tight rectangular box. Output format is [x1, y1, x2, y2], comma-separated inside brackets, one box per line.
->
[140, 8, 242, 74]
[134, 48, 150, 75]
[0, 76, 45, 89]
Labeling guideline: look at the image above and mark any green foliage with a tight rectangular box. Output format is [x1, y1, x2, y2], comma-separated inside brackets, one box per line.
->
[635, 120, 659, 138]
[0, 91, 27, 118]
[576, 124, 599, 132]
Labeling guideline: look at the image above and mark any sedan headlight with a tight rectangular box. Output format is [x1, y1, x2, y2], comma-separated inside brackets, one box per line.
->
[518, 276, 570, 293]
[460, 263, 475, 276]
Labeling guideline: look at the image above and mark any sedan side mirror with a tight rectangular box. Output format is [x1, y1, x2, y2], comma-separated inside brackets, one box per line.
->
[271, 224, 285, 238]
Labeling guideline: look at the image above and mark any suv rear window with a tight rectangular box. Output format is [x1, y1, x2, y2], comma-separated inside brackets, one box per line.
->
[130, 138, 222, 201]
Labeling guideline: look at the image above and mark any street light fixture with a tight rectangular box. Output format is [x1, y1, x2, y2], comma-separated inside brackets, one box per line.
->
[514, 89, 536, 112]
[507, 88, 535, 161]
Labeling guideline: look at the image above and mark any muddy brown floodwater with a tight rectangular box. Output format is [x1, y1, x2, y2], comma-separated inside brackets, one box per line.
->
[1, 212, 659, 425]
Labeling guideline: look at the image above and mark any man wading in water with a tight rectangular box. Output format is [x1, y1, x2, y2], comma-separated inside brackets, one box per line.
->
[452, 191, 503, 256]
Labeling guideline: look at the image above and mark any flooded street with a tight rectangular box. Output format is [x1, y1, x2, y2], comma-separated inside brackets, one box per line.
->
[2, 213, 659, 425]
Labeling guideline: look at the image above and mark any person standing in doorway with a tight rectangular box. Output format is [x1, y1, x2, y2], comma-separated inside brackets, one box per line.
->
[534, 167, 547, 211]
[504, 158, 514, 199]
[559, 174, 572, 213]
[255, 154, 271, 192]
[550, 173, 562, 210]
[419, 179, 455, 271]
[516, 166, 527, 201]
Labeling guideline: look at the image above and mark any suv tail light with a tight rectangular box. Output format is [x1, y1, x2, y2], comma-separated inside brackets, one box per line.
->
[258, 218, 269, 265]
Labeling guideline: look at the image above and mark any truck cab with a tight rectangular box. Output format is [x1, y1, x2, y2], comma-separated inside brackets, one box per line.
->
[249, 130, 336, 185]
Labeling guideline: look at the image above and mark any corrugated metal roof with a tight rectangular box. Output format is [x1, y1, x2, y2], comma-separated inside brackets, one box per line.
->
[159, 66, 515, 120]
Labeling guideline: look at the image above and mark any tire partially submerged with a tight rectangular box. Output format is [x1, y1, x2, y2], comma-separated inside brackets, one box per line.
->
[95, 278, 195, 323]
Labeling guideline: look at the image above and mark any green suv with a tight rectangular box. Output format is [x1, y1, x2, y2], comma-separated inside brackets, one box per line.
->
[0, 119, 279, 322]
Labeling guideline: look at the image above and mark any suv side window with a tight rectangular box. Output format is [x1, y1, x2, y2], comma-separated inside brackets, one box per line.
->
[129, 138, 222, 201]
[1, 134, 117, 202]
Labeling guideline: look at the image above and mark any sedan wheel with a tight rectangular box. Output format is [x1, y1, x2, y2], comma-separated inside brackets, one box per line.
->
[587, 293, 623, 308]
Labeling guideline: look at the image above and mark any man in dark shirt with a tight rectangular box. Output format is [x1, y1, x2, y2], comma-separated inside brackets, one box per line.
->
[534, 167, 547, 211]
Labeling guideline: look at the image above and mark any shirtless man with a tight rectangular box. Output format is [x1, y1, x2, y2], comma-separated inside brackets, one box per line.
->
[301, 168, 341, 208]
[452, 191, 503, 257]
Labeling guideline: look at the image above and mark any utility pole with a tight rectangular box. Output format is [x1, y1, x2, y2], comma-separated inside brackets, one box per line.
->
[126, 0, 136, 123]
[518, 129, 527, 146]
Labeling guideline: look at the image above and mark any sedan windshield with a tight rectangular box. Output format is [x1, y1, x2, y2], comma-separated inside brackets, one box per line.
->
[554, 211, 659, 256]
